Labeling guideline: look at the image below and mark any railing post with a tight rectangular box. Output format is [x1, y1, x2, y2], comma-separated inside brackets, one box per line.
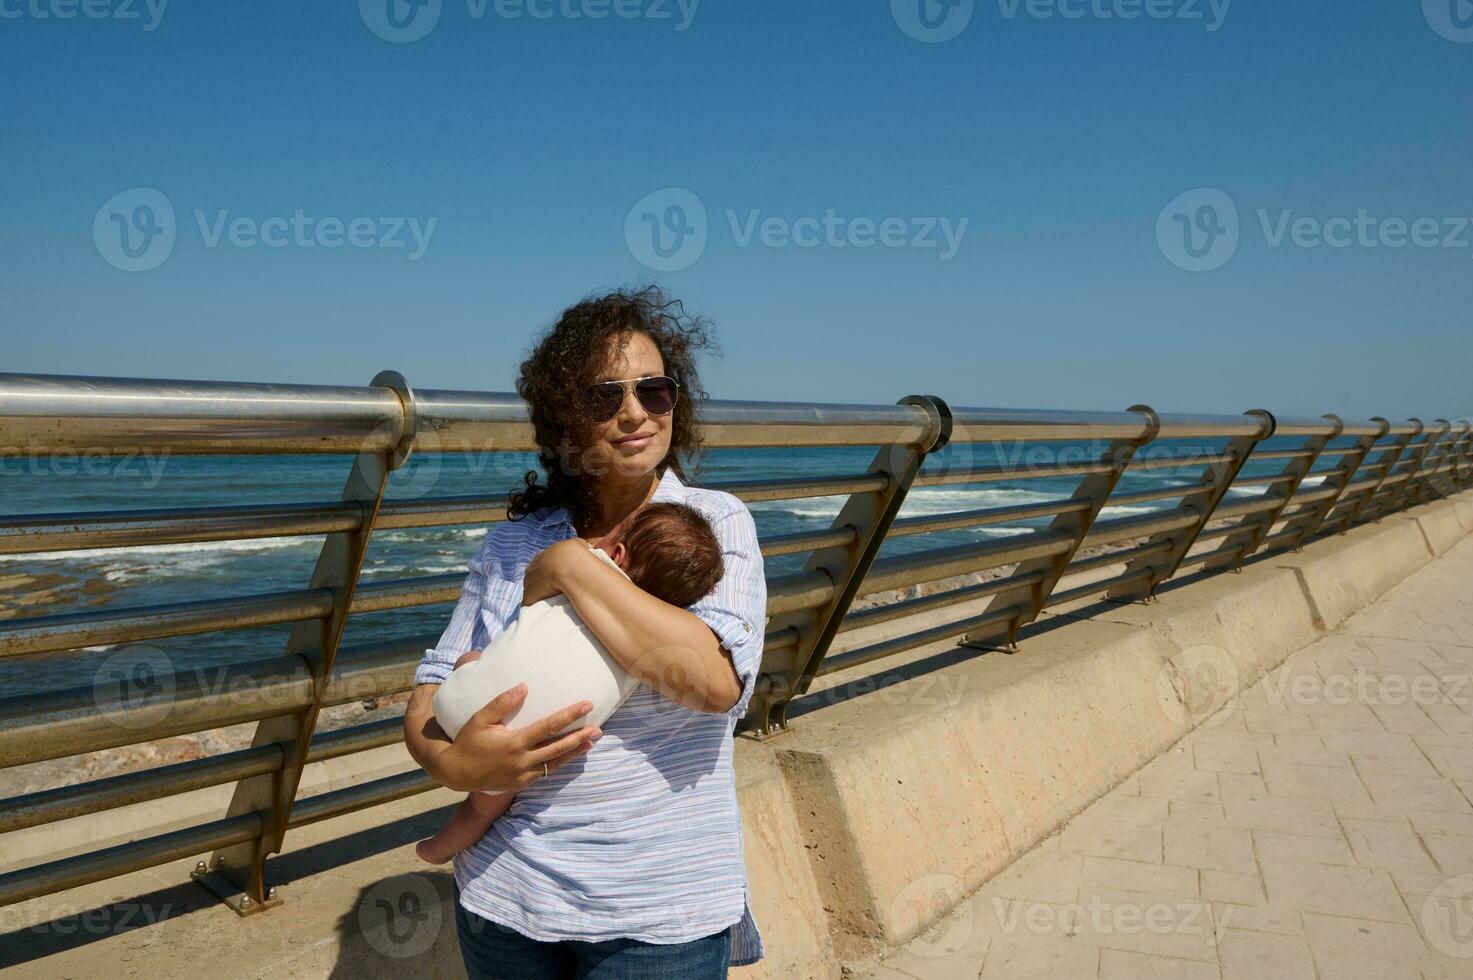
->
[1387, 420, 1452, 512]
[738, 396, 951, 737]
[193, 371, 415, 915]
[1273, 419, 1386, 550]
[1456, 425, 1473, 490]
[1350, 419, 1424, 525]
[958, 404, 1161, 648]
[1202, 414, 1341, 571]
[1317, 419, 1394, 532]
[1454, 427, 1473, 489]
[1425, 421, 1473, 501]
[1108, 409, 1275, 601]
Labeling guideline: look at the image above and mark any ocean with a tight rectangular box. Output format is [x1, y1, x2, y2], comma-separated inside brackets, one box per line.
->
[1, 436, 1337, 697]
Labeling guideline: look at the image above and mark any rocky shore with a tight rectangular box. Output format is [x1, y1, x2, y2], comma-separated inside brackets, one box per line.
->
[0, 571, 116, 620]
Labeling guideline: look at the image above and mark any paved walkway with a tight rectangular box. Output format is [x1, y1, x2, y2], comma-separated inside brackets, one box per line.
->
[859, 533, 1473, 980]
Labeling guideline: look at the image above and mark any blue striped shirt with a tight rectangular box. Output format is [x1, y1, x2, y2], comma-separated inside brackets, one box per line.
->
[413, 465, 767, 966]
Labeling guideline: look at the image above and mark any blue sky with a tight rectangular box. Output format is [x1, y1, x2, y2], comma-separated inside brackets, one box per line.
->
[3, 1, 1470, 421]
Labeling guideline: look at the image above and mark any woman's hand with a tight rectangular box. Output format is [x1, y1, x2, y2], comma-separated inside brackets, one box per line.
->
[440, 683, 603, 792]
[520, 538, 595, 605]
[405, 680, 603, 793]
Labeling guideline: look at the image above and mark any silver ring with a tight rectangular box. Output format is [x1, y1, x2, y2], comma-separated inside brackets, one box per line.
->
[542, 762, 549, 778]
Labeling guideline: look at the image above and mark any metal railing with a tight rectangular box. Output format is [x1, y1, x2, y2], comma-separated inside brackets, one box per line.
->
[1, 371, 1469, 919]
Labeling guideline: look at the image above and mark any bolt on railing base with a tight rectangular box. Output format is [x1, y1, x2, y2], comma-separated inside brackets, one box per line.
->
[190, 859, 282, 917]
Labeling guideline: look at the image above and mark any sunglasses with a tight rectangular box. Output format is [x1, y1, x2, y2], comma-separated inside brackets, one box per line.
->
[584, 374, 680, 423]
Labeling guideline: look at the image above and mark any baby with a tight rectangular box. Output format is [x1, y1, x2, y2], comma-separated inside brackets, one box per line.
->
[416, 501, 725, 864]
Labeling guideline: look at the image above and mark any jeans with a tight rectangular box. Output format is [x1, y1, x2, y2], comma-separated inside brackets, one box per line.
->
[453, 884, 732, 980]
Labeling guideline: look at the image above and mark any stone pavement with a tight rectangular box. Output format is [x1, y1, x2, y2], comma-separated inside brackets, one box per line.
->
[857, 533, 1473, 980]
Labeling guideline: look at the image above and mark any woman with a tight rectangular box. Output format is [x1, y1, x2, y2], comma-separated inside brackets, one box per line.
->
[403, 287, 768, 979]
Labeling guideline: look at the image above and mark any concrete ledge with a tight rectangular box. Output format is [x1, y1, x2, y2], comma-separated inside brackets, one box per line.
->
[1448, 494, 1473, 531]
[1069, 565, 1322, 712]
[1414, 499, 1472, 554]
[1269, 512, 1434, 630]
[733, 741, 841, 980]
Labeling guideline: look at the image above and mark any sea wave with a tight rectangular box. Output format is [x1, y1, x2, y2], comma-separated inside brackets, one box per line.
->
[1098, 503, 1158, 518]
[0, 536, 317, 564]
[370, 528, 490, 544]
[975, 526, 1037, 538]
[362, 564, 469, 577]
[1, 536, 322, 585]
[750, 484, 1170, 525]
[750, 485, 1073, 521]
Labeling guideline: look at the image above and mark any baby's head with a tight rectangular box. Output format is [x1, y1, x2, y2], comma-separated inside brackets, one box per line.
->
[604, 502, 724, 608]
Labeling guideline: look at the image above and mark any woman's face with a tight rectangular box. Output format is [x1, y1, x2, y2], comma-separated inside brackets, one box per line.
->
[582, 331, 674, 483]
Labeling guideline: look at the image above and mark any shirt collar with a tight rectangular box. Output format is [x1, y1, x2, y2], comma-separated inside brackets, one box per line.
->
[542, 466, 686, 533]
[650, 464, 686, 503]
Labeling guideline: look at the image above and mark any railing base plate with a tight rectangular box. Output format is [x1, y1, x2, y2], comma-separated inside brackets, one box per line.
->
[190, 865, 282, 917]
[958, 637, 1018, 653]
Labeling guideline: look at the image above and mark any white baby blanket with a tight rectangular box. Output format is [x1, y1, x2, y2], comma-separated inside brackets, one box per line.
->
[432, 547, 641, 741]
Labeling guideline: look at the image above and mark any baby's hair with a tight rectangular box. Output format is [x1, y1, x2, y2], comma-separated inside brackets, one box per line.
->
[618, 502, 724, 608]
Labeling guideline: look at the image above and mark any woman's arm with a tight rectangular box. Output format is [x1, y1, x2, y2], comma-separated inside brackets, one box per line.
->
[404, 683, 457, 779]
[522, 505, 767, 715]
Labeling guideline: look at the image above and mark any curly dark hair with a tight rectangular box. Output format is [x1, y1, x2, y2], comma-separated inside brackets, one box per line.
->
[506, 286, 718, 530]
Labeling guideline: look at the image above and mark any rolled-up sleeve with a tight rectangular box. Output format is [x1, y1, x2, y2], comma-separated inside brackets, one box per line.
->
[688, 501, 768, 720]
[413, 539, 497, 687]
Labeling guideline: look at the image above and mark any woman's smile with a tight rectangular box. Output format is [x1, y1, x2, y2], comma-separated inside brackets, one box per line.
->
[611, 430, 656, 451]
